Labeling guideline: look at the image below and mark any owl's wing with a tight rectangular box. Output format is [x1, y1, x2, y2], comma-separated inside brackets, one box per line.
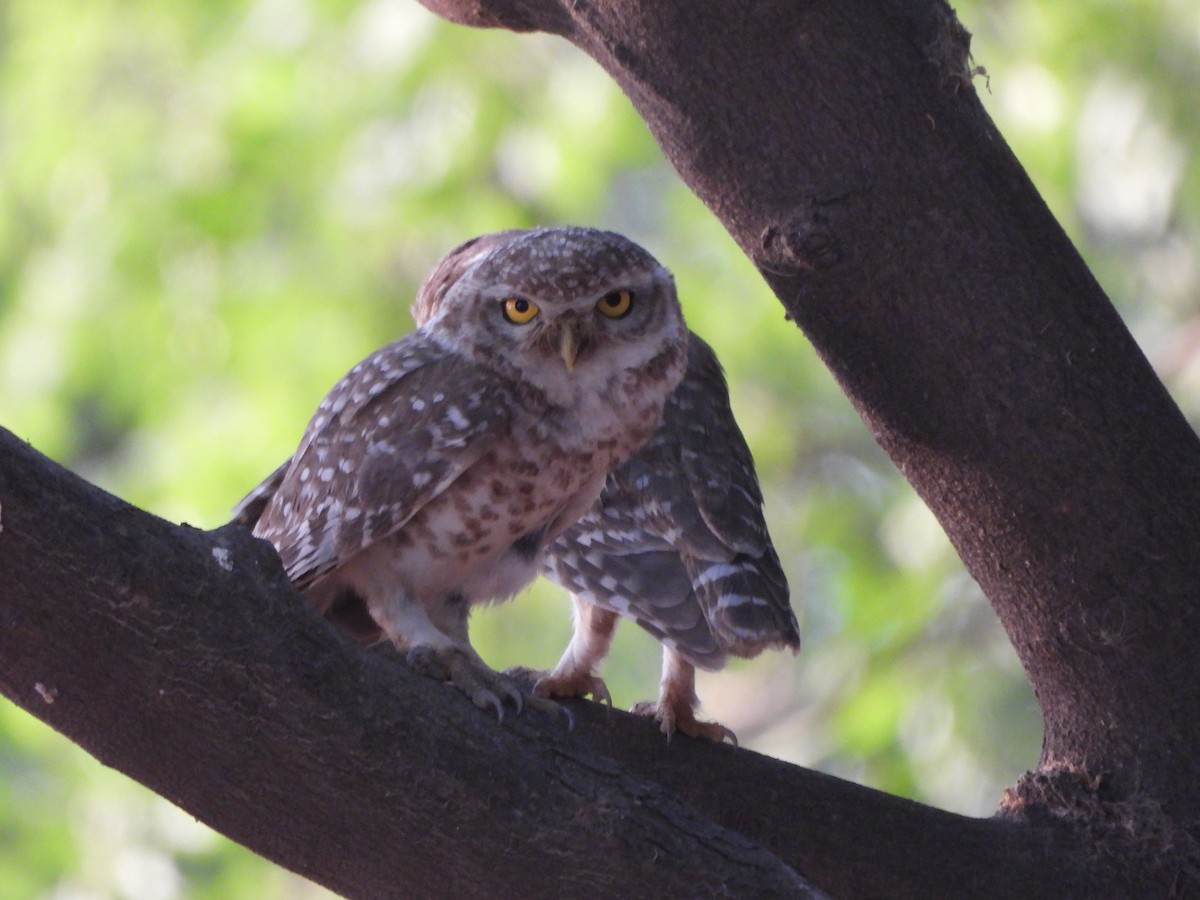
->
[241, 334, 511, 589]
[661, 336, 798, 656]
[545, 333, 799, 667]
[546, 493, 729, 670]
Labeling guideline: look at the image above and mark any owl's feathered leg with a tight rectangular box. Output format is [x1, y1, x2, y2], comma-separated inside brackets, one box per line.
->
[631, 647, 737, 745]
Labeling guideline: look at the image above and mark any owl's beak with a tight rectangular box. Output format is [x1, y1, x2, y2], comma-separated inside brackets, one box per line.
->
[559, 323, 579, 372]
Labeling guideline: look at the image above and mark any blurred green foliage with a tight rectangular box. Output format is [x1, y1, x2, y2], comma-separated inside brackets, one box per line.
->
[1, 0, 1198, 895]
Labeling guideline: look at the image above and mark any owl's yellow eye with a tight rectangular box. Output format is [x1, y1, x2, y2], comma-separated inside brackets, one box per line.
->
[596, 289, 634, 319]
[501, 296, 539, 325]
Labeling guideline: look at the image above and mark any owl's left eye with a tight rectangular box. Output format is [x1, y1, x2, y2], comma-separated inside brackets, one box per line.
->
[501, 296, 540, 325]
[596, 289, 634, 319]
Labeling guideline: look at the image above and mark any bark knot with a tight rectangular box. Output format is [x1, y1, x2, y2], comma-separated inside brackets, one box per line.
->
[1000, 765, 1200, 894]
[759, 209, 841, 277]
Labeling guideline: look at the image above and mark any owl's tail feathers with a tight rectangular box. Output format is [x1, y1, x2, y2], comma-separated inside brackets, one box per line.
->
[692, 546, 801, 659]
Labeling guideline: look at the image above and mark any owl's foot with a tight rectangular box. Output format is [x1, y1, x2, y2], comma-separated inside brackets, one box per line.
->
[409, 646, 571, 726]
[630, 699, 738, 746]
[505, 665, 612, 706]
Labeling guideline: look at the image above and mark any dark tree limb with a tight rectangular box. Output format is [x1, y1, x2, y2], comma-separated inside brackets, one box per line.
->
[423, 0, 1200, 826]
[4, 0, 1200, 895]
[0, 427, 1112, 898]
[0, 428, 815, 898]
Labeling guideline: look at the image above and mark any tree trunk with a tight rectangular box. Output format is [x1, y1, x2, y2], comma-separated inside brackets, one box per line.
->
[3, 0, 1199, 896]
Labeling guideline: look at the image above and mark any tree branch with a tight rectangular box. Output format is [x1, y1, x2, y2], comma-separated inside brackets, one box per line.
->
[421, 0, 1200, 821]
[0, 426, 1113, 897]
[0, 427, 816, 898]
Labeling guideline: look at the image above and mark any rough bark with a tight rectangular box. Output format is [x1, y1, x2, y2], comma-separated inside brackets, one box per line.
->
[0, 429, 813, 898]
[3, 0, 1200, 896]
[422, 0, 1200, 874]
[0, 427, 1104, 898]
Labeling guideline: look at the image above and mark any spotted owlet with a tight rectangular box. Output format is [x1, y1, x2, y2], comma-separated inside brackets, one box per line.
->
[534, 333, 800, 744]
[231, 227, 688, 718]
[411, 239, 800, 743]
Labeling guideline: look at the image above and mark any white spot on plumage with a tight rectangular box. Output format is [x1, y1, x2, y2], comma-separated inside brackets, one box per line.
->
[732, 484, 759, 504]
[607, 595, 631, 613]
[695, 562, 749, 587]
[717, 593, 768, 609]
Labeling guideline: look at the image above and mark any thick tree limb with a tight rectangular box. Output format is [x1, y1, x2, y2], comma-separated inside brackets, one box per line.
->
[0, 427, 1115, 898]
[0, 428, 815, 898]
[421, 0, 1200, 824]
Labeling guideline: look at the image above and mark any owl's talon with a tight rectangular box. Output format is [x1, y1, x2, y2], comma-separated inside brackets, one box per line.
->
[561, 676, 614, 710]
[409, 645, 574, 726]
[631, 699, 738, 746]
[516, 667, 612, 707]
[503, 683, 524, 715]
[475, 690, 505, 722]
[501, 668, 579, 729]
[502, 665, 544, 694]
[407, 644, 513, 718]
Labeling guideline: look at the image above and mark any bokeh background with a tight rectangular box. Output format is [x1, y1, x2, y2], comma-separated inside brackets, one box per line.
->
[1, 1, 1198, 896]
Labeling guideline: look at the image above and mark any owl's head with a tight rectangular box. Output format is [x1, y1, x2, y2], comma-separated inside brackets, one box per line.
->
[414, 227, 687, 405]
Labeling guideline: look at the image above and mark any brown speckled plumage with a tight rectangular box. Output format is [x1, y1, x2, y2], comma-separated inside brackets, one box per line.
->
[538, 333, 800, 743]
[232, 227, 687, 719]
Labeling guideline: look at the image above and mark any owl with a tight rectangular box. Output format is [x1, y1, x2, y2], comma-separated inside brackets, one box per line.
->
[415, 252, 799, 743]
[536, 333, 800, 744]
[231, 227, 688, 719]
